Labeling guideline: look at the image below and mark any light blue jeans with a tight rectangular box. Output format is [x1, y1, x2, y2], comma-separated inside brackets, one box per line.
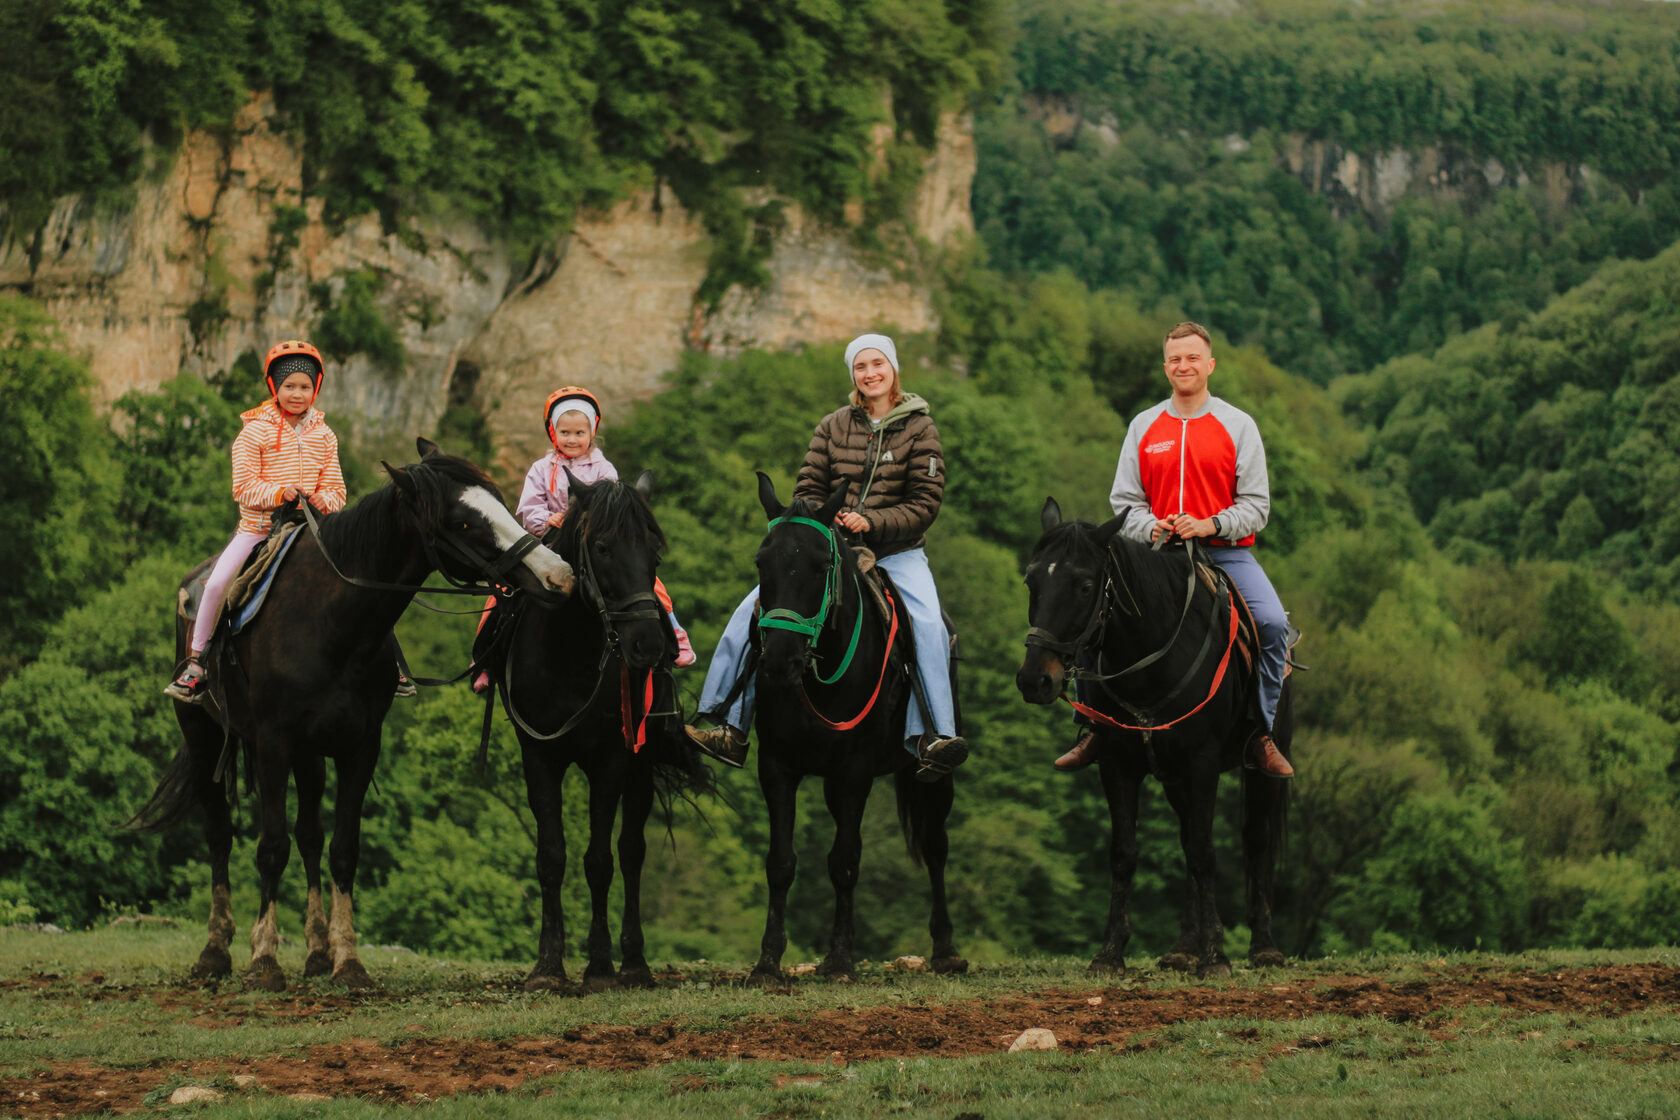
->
[696, 547, 955, 753]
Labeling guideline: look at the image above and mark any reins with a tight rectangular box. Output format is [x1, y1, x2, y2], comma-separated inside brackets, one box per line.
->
[1027, 535, 1241, 741]
[758, 513, 899, 730]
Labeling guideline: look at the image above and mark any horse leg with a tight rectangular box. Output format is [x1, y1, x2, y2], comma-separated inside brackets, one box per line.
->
[615, 768, 656, 990]
[580, 757, 622, 992]
[173, 712, 238, 981]
[1091, 761, 1142, 976]
[520, 741, 571, 992]
[816, 775, 867, 981]
[322, 739, 378, 989]
[243, 739, 292, 992]
[917, 775, 968, 974]
[1162, 769, 1231, 978]
[747, 760, 800, 987]
[1243, 770, 1287, 968]
[291, 753, 332, 979]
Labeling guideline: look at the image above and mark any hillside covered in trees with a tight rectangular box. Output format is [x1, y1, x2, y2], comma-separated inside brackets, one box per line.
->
[4, 0, 1680, 963]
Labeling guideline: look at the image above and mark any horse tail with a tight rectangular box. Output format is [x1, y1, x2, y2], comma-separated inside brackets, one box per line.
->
[644, 672, 719, 810]
[894, 770, 933, 869]
[124, 742, 217, 834]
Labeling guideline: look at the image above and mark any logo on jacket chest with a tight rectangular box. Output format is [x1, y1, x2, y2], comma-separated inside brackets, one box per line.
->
[1143, 439, 1177, 456]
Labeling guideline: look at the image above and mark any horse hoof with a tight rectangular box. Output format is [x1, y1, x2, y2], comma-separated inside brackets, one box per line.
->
[1198, 960, 1233, 979]
[331, 961, 374, 989]
[523, 973, 569, 994]
[1156, 952, 1196, 973]
[930, 955, 969, 975]
[581, 974, 619, 995]
[242, 958, 286, 992]
[1250, 948, 1286, 969]
[190, 946, 232, 981]
[617, 966, 656, 990]
[743, 969, 782, 989]
[1087, 957, 1126, 977]
[303, 950, 332, 978]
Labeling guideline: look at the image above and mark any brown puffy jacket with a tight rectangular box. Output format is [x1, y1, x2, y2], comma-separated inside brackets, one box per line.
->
[793, 393, 944, 559]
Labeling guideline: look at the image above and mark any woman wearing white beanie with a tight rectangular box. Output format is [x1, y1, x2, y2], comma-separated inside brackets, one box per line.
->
[687, 333, 968, 779]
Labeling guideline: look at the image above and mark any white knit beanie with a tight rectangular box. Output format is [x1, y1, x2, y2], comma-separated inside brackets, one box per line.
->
[845, 333, 899, 381]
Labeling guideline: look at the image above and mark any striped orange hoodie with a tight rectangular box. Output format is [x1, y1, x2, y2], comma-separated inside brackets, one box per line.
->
[231, 400, 348, 534]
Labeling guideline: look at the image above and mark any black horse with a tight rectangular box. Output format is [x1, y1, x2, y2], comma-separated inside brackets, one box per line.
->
[130, 439, 574, 990]
[746, 473, 964, 985]
[488, 470, 707, 993]
[1016, 498, 1289, 976]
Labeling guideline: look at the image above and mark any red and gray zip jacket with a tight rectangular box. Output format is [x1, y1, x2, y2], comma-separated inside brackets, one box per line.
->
[1108, 397, 1270, 547]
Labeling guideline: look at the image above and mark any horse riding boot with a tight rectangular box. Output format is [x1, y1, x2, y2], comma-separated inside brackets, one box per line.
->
[164, 659, 209, 704]
[1054, 729, 1101, 771]
[915, 735, 970, 783]
[1246, 733, 1294, 778]
[686, 724, 748, 768]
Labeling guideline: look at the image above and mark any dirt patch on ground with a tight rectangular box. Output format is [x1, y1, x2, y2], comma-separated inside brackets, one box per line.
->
[6, 964, 1679, 1116]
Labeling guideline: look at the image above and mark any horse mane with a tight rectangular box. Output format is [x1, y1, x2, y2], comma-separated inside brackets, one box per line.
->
[1031, 518, 1189, 611]
[318, 452, 504, 562]
[764, 496, 861, 571]
[555, 477, 666, 557]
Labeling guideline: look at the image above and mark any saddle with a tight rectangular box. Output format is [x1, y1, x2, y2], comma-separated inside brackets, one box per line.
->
[176, 521, 305, 636]
[1193, 558, 1304, 683]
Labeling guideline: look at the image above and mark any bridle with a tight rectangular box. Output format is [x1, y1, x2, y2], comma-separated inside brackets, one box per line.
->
[756, 513, 897, 731]
[499, 514, 665, 748]
[1024, 534, 1239, 739]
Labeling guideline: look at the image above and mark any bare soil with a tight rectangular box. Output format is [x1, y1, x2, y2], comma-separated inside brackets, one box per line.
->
[5, 964, 1678, 1116]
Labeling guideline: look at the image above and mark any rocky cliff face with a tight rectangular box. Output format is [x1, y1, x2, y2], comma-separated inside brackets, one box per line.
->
[0, 95, 975, 475]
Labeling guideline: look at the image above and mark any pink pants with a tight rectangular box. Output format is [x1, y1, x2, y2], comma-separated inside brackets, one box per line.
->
[190, 531, 267, 654]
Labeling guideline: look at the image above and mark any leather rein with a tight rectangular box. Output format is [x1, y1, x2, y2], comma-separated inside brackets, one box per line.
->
[1025, 536, 1240, 740]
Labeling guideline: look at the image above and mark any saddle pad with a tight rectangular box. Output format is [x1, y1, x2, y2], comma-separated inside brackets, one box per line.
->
[227, 525, 303, 633]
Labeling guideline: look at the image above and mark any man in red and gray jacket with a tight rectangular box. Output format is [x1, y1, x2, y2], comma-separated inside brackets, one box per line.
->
[1057, 321, 1294, 778]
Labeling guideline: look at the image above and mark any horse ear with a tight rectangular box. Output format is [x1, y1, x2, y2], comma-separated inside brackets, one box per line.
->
[818, 477, 852, 524]
[1041, 496, 1063, 532]
[385, 461, 416, 499]
[1095, 509, 1129, 543]
[757, 471, 785, 519]
[634, 470, 653, 500]
[563, 466, 591, 503]
[416, 437, 441, 459]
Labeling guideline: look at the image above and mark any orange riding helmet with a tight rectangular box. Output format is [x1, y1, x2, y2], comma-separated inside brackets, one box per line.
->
[264, 340, 325, 403]
[544, 386, 602, 450]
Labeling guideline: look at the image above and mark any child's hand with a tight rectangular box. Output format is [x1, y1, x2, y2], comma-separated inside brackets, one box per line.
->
[281, 485, 300, 502]
[546, 512, 566, 528]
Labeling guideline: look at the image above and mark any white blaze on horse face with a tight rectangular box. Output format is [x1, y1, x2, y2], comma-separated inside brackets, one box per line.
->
[1047, 562, 1057, 577]
[458, 485, 576, 593]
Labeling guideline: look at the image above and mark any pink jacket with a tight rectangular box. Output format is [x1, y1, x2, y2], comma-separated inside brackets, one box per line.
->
[515, 447, 618, 535]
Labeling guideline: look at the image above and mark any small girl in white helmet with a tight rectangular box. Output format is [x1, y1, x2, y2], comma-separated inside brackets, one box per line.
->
[166, 341, 347, 702]
[471, 387, 694, 692]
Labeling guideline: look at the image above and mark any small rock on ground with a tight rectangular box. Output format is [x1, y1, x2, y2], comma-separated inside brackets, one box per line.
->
[169, 1086, 224, 1105]
[1008, 1028, 1058, 1052]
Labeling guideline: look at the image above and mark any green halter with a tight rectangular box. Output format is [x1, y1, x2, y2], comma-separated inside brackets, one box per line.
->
[757, 514, 864, 685]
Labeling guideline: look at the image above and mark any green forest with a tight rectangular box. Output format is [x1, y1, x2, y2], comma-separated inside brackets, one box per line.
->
[4, 0, 1680, 966]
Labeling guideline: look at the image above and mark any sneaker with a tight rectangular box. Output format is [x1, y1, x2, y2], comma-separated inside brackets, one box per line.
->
[394, 674, 418, 699]
[1245, 733, 1294, 778]
[471, 670, 492, 696]
[672, 625, 697, 668]
[915, 735, 969, 783]
[164, 660, 209, 704]
[686, 724, 748, 768]
[1054, 729, 1101, 771]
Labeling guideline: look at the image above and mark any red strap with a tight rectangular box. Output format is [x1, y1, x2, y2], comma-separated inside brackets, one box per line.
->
[1064, 590, 1240, 734]
[800, 591, 900, 731]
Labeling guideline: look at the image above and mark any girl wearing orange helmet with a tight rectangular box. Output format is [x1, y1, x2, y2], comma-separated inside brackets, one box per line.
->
[470, 387, 694, 692]
[166, 341, 349, 702]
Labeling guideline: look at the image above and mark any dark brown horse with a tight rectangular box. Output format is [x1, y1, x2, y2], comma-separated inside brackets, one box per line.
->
[1016, 498, 1289, 976]
[747, 474, 965, 985]
[131, 439, 573, 990]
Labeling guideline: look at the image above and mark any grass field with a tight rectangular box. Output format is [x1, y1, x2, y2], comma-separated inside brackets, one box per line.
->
[4, 923, 1679, 1118]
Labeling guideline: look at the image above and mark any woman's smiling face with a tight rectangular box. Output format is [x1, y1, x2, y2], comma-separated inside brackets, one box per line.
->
[851, 348, 897, 410]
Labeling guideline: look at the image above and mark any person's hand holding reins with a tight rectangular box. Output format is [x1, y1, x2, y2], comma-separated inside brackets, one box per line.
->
[1151, 513, 1216, 542]
[835, 510, 871, 535]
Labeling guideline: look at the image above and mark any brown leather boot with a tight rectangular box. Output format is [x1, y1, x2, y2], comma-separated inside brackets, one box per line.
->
[1054, 729, 1101, 771]
[1246, 733, 1294, 778]
[686, 724, 748, 768]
